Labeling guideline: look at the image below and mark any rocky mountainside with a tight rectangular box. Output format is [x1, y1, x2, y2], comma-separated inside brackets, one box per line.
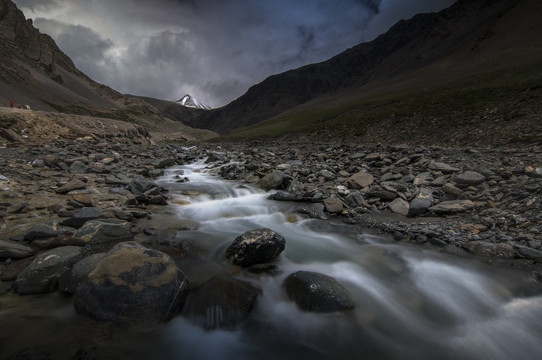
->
[0, 1, 177, 119]
[0, 0, 216, 144]
[0, 0, 120, 112]
[191, 0, 542, 142]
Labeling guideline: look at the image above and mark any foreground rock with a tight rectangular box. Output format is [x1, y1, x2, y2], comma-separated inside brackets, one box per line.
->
[283, 271, 355, 313]
[73, 219, 133, 252]
[0, 239, 35, 259]
[13, 246, 84, 294]
[74, 242, 189, 324]
[226, 228, 286, 267]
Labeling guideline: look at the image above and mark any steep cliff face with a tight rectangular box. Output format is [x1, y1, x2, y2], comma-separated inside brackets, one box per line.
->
[0, 0, 78, 83]
[0, 0, 156, 114]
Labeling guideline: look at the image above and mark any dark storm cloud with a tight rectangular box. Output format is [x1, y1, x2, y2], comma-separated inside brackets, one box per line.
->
[362, 0, 456, 41]
[13, 0, 456, 107]
[33, 18, 116, 84]
[12, 0, 58, 11]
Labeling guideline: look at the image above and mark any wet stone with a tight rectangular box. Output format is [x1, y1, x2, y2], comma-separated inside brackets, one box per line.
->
[513, 245, 542, 262]
[283, 271, 355, 313]
[226, 228, 286, 267]
[182, 275, 261, 330]
[344, 192, 366, 207]
[269, 190, 302, 201]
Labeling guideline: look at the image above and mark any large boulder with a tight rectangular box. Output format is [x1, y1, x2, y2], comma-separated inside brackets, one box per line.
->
[259, 171, 285, 191]
[226, 228, 285, 267]
[182, 275, 261, 330]
[73, 219, 133, 252]
[73, 242, 189, 324]
[62, 253, 107, 293]
[13, 246, 84, 294]
[283, 271, 355, 313]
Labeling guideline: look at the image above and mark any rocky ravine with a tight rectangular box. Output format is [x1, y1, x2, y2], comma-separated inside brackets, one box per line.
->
[1, 138, 541, 319]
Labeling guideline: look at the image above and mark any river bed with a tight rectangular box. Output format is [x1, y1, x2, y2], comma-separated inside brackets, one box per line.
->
[1, 159, 542, 359]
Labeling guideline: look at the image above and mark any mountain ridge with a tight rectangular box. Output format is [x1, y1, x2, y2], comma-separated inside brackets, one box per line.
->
[189, 0, 542, 144]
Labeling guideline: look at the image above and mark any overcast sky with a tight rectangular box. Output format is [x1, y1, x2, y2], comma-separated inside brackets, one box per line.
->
[13, 0, 455, 108]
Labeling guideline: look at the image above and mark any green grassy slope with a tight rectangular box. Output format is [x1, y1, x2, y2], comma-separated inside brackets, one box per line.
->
[218, 62, 542, 144]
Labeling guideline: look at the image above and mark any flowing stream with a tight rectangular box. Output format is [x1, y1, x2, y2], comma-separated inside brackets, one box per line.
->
[1, 159, 542, 359]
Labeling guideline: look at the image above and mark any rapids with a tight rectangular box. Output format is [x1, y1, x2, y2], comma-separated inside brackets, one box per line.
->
[1, 159, 541, 360]
[149, 160, 542, 360]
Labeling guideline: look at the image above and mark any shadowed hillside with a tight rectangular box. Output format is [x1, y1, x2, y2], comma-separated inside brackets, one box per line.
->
[193, 0, 542, 145]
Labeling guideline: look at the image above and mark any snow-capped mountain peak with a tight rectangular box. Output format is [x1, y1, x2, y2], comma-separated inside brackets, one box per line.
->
[177, 94, 211, 110]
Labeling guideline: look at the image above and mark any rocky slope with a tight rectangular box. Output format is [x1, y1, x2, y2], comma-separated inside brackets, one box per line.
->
[0, 0, 212, 141]
[0, 0, 123, 112]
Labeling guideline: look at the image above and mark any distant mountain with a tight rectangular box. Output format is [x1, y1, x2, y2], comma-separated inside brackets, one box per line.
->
[190, 0, 542, 143]
[177, 94, 211, 110]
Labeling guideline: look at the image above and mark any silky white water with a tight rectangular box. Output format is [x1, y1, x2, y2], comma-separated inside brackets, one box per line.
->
[148, 160, 542, 360]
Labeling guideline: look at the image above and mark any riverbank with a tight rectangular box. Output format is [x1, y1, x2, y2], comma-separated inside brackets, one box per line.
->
[1, 139, 542, 293]
[1, 138, 542, 359]
[211, 141, 542, 268]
